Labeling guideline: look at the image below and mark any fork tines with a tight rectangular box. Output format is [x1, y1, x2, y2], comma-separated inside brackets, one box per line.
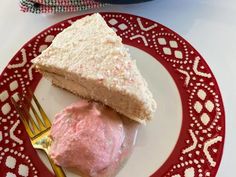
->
[11, 90, 51, 139]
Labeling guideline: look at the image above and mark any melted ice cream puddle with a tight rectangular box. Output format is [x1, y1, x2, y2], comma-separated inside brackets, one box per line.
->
[49, 99, 139, 177]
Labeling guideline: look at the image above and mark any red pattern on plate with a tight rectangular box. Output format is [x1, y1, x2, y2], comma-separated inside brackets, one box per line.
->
[0, 12, 225, 177]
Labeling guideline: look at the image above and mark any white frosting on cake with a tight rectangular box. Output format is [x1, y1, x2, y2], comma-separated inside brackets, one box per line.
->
[32, 13, 157, 123]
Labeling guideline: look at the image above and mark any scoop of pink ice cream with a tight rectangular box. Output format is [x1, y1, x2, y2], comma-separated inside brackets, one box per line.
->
[49, 100, 125, 176]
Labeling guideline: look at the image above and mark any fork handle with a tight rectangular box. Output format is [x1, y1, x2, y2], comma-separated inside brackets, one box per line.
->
[48, 156, 66, 177]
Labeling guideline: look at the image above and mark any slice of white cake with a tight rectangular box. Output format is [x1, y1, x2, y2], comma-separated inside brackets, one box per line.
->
[32, 13, 156, 123]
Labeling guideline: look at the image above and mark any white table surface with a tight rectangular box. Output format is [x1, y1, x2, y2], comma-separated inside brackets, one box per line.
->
[0, 0, 235, 176]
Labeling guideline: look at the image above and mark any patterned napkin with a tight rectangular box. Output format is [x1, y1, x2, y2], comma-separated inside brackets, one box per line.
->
[20, 0, 106, 13]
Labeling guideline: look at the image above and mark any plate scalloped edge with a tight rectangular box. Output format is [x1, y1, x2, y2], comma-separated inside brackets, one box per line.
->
[0, 12, 225, 177]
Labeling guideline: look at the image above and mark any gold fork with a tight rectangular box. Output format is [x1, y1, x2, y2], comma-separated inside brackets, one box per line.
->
[11, 91, 66, 177]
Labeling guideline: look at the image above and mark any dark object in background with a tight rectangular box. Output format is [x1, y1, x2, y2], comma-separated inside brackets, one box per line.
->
[95, 0, 152, 4]
[20, 0, 105, 13]
[20, 0, 152, 13]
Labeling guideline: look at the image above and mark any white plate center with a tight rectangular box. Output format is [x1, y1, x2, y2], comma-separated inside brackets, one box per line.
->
[34, 45, 182, 177]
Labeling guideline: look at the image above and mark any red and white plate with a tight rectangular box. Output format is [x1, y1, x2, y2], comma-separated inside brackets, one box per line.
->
[0, 12, 225, 177]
